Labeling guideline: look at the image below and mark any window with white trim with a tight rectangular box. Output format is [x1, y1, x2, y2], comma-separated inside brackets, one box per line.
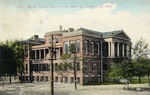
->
[76, 62, 80, 71]
[54, 38, 59, 43]
[76, 40, 80, 53]
[83, 41, 88, 54]
[91, 42, 94, 54]
[70, 41, 75, 54]
[97, 43, 99, 55]
[64, 42, 69, 54]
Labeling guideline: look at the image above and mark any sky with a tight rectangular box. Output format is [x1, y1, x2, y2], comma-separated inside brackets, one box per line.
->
[0, 0, 150, 45]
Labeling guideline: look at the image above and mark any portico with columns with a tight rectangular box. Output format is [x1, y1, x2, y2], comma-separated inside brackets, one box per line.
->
[103, 33, 131, 58]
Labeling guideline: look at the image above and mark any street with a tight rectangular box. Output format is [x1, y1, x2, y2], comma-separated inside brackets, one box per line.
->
[0, 80, 150, 95]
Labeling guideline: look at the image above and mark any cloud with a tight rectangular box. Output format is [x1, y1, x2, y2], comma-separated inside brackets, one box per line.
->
[0, 3, 150, 46]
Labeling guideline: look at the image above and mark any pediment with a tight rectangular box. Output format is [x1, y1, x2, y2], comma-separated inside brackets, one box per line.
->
[115, 32, 130, 40]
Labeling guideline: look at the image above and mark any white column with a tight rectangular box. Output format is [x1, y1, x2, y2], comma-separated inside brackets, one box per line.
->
[44, 49, 45, 58]
[108, 42, 111, 57]
[35, 50, 37, 59]
[117, 43, 120, 57]
[39, 50, 41, 59]
[126, 45, 129, 57]
[28, 45, 30, 77]
[109, 42, 111, 57]
[122, 44, 124, 57]
[111, 42, 115, 57]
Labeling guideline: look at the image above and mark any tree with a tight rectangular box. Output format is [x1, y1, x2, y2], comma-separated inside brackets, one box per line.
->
[132, 58, 147, 83]
[0, 40, 26, 84]
[0, 44, 9, 76]
[137, 58, 150, 86]
[14, 41, 25, 83]
[108, 60, 134, 83]
[132, 38, 150, 83]
[140, 58, 150, 86]
[69, 43, 78, 90]
[55, 62, 72, 83]
[133, 38, 149, 58]
[145, 58, 150, 86]
[56, 56, 76, 86]
[0, 40, 17, 83]
[58, 43, 78, 90]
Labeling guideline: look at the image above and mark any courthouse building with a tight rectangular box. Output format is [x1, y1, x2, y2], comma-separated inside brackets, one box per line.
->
[22, 26, 131, 85]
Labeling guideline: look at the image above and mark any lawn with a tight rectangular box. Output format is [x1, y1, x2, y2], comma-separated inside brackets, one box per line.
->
[130, 77, 149, 84]
[85, 77, 150, 86]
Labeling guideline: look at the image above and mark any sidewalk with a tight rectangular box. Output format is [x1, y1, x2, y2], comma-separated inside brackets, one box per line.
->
[0, 82, 150, 95]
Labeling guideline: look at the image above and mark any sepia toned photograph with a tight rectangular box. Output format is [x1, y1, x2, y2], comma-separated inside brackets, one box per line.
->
[0, 0, 150, 95]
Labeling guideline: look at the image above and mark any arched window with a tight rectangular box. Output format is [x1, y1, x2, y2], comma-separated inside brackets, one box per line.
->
[70, 41, 75, 53]
[64, 42, 69, 54]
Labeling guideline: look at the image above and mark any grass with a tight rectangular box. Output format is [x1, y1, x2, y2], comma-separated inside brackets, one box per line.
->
[84, 82, 124, 86]
[84, 77, 150, 86]
[130, 77, 149, 84]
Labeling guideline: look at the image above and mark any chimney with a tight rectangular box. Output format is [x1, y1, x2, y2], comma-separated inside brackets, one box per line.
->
[59, 25, 62, 31]
[33, 35, 39, 42]
[68, 28, 74, 32]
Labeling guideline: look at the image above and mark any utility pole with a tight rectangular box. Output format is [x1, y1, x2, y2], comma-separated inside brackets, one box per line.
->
[50, 34, 54, 95]
[73, 53, 77, 90]
[100, 34, 103, 83]
[28, 40, 32, 83]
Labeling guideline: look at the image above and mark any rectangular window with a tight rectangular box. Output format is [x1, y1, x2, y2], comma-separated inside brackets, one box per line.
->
[45, 49, 49, 57]
[83, 41, 88, 54]
[76, 62, 80, 71]
[36, 50, 39, 59]
[54, 38, 59, 43]
[60, 47, 63, 56]
[97, 63, 99, 70]
[41, 49, 44, 59]
[76, 40, 80, 53]
[97, 43, 99, 55]
[48, 64, 50, 71]
[31, 50, 35, 59]
[103, 42, 108, 57]
[91, 42, 94, 54]
[68, 63, 73, 71]
[91, 63, 94, 70]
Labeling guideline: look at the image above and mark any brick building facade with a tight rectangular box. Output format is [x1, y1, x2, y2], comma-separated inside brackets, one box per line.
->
[22, 26, 131, 85]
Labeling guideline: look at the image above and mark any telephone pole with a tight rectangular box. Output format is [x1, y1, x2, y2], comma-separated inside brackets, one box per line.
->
[50, 34, 54, 95]
[73, 53, 77, 90]
[100, 34, 103, 83]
